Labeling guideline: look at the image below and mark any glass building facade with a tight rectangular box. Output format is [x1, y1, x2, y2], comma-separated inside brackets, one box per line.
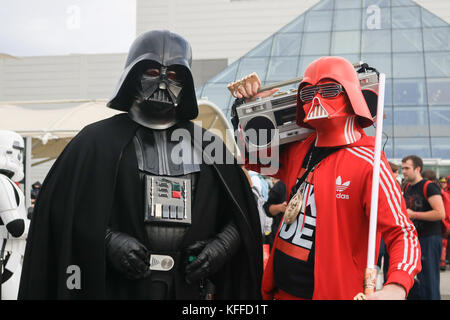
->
[196, 0, 450, 165]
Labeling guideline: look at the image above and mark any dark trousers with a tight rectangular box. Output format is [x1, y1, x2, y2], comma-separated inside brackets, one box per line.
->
[377, 239, 389, 283]
[408, 234, 442, 300]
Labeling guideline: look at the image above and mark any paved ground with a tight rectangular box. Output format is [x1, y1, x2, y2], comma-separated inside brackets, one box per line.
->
[440, 267, 450, 300]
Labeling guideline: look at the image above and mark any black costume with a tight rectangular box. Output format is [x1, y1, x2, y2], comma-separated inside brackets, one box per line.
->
[404, 180, 442, 237]
[263, 180, 286, 248]
[19, 30, 262, 300]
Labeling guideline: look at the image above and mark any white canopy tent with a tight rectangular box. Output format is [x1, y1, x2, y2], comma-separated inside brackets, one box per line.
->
[0, 99, 121, 162]
[0, 98, 236, 205]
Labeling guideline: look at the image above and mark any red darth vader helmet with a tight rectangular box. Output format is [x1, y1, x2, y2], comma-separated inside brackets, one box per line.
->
[295, 56, 374, 147]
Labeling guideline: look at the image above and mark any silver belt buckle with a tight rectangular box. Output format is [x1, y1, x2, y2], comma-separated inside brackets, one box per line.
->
[149, 254, 175, 271]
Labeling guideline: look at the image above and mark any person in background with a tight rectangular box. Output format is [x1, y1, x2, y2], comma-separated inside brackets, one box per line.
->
[242, 166, 270, 239]
[422, 169, 438, 184]
[443, 171, 450, 265]
[447, 176, 450, 194]
[439, 177, 447, 192]
[263, 178, 287, 249]
[422, 170, 449, 272]
[402, 155, 445, 300]
[249, 170, 269, 201]
[30, 181, 41, 203]
[389, 162, 400, 186]
[27, 181, 41, 220]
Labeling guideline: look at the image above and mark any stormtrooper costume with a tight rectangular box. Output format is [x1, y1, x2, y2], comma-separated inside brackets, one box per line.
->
[19, 30, 262, 300]
[0, 130, 28, 300]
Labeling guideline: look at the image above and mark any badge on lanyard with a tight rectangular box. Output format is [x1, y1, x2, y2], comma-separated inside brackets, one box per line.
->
[284, 182, 305, 225]
[284, 168, 315, 225]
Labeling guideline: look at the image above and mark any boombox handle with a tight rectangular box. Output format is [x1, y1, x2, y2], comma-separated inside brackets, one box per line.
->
[257, 61, 364, 93]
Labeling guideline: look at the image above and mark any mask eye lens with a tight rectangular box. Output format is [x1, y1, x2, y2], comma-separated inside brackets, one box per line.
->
[167, 71, 178, 81]
[145, 68, 160, 77]
[6, 150, 12, 155]
[318, 83, 343, 98]
[300, 83, 343, 102]
[300, 85, 318, 103]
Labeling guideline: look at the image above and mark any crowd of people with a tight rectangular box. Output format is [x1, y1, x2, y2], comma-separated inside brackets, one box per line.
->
[0, 30, 448, 301]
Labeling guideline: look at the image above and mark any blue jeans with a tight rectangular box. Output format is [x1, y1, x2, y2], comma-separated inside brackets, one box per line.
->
[408, 234, 442, 300]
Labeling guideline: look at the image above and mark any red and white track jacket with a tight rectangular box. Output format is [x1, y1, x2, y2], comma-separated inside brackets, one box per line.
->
[248, 132, 421, 300]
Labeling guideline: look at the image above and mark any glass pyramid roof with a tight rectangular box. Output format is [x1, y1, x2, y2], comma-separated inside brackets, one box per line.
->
[196, 0, 450, 160]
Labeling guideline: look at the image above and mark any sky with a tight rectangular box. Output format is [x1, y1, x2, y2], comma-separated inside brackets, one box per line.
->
[0, 0, 136, 57]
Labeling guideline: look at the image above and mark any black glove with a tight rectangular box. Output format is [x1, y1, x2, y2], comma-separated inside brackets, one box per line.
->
[105, 229, 151, 280]
[182, 221, 241, 284]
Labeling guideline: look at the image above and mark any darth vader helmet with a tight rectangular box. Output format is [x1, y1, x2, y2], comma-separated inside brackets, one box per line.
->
[296, 56, 374, 147]
[107, 30, 198, 128]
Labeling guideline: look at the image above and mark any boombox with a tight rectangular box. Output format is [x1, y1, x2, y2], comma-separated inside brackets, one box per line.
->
[234, 64, 379, 151]
[235, 89, 311, 151]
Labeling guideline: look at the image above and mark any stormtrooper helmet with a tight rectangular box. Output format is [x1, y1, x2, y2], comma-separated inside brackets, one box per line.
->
[0, 130, 25, 182]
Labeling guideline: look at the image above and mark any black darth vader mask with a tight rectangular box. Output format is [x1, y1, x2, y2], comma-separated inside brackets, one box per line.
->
[138, 64, 184, 111]
[107, 30, 198, 121]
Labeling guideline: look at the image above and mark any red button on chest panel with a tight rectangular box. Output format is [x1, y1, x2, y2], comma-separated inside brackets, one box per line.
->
[172, 191, 181, 199]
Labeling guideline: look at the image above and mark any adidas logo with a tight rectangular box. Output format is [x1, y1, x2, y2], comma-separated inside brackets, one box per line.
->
[336, 176, 350, 199]
[336, 176, 350, 192]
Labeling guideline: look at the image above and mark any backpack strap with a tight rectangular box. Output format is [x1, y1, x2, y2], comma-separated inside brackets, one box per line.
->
[404, 181, 432, 201]
[422, 180, 432, 202]
[404, 183, 410, 193]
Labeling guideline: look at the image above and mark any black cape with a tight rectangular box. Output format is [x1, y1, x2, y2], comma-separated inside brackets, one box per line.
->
[18, 113, 262, 299]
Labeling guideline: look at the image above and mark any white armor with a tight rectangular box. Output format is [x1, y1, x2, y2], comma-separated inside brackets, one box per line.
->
[0, 130, 29, 300]
[0, 130, 25, 183]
